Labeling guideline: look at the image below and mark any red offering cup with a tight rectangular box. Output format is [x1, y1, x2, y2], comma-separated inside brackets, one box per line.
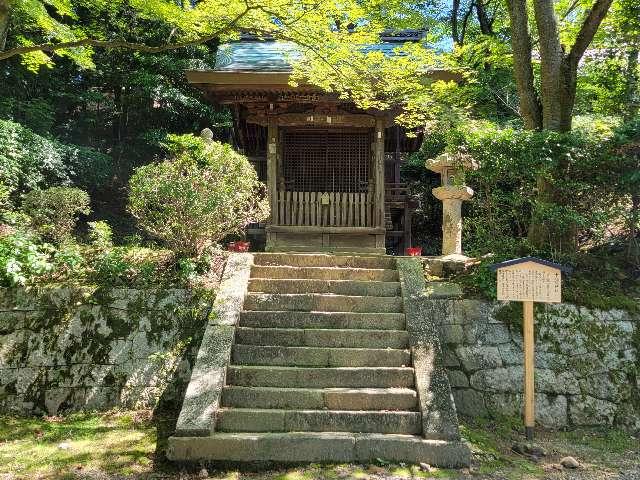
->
[234, 241, 250, 252]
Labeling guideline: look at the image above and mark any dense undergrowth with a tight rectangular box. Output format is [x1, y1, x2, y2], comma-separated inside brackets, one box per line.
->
[404, 117, 640, 312]
[0, 132, 268, 290]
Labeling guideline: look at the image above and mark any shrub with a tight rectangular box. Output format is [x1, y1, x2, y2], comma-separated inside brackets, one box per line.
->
[0, 231, 54, 287]
[128, 134, 269, 257]
[88, 221, 113, 250]
[0, 119, 113, 196]
[421, 118, 640, 310]
[90, 246, 204, 288]
[435, 120, 628, 256]
[0, 183, 12, 217]
[21, 187, 91, 243]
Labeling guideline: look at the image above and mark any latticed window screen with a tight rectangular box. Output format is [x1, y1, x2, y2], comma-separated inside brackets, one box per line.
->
[282, 129, 371, 193]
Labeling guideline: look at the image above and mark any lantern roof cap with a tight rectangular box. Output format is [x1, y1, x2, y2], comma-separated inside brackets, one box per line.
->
[426, 151, 478, 174]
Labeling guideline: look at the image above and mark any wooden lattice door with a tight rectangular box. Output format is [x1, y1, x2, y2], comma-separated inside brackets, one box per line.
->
[277, 129, 374, 227]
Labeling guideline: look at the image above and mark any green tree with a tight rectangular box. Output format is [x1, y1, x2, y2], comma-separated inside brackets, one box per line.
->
[0, 0, 427, 69]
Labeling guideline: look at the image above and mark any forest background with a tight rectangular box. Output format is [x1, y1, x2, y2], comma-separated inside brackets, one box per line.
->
[0, 0, 638, 310]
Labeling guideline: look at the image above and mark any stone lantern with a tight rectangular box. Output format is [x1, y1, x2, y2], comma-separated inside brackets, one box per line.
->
[426, 152, 478, 256]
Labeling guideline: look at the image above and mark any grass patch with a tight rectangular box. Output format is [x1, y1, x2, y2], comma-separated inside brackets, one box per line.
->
[559, 428, 638, 455]
[1, 411, 638, 479]
[0, 411, 155, 478]
[461, 416, 544, 479]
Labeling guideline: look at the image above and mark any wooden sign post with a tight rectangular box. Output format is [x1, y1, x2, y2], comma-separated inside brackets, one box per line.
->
[490, 257, 571, 440]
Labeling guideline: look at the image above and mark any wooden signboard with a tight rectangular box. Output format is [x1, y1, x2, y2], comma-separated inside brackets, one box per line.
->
[491, 257, 571, 440]
[496, 262, 562, 303]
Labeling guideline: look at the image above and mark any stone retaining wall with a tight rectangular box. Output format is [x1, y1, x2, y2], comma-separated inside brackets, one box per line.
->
[433, 299, 639, 431]
[0, 286, 211, 415]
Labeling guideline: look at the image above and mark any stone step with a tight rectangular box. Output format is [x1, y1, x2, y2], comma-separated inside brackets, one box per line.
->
[269, 246, 387, 255]
[239, 311, 406, 330]
[253, 253, 396, 270]
[216, 408, 422, 435]
[251, 265, 399, 282]
[167, 432, 472, 468]
[235, 327, 409, 349]
[232, 345, 410, 367]
[221, 386, 418, 411]
[226, 366, 415, 388]
[248, 279, 401, 297]
[244, 293, 403, 313]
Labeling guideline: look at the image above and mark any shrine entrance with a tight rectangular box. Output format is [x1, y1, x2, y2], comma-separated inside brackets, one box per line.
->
[263, 113, 386, 253]
[276, 128, 375, 229]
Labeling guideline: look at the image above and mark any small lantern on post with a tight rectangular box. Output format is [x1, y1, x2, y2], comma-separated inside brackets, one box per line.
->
[426, 152, 478, 256]
[200, 128, 214, 143]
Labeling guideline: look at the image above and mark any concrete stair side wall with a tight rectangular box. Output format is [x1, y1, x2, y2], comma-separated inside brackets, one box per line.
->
[396, 257, 463, 441]
[173, 253, 253, 436]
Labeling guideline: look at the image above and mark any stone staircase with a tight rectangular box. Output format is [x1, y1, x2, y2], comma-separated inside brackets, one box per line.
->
[169, 253, 470, 466]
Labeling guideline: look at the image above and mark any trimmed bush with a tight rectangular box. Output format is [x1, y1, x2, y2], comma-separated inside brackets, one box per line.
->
[22, 187, 91, 243]
[128, 134, 269, 257]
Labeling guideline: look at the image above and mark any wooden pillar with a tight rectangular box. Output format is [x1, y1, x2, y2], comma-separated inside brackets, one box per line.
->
[267, 116, 278, 226]
[404, 207, 412, 251]
[374, 118, 385, 229]
[523, 300, 535, 440]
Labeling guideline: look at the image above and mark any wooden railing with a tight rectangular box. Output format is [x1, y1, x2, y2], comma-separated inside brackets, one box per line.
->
[276, 191, 375, 227]
[385, 182, 409, 204]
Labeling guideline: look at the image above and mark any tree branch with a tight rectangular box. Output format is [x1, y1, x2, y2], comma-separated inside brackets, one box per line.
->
[460, 1, 474, 45]
[0, 5, 255, 61]
[567, 0, 614, 67]
[0, 0, 13, 51]
[476, 0, 494, 35]
[560, 0, 580, 21]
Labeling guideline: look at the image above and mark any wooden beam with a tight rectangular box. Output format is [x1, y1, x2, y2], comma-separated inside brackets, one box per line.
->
[247, 113, 376, 127]
[267, 226, 386, 234]
[186, 69, 463, 87]
[374, 117, 386, 229]
[187, 71, 293, 85]
[267, 116, 279, 227]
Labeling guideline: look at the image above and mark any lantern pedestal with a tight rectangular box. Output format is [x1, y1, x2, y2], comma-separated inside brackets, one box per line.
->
[432, 185, 474, 256]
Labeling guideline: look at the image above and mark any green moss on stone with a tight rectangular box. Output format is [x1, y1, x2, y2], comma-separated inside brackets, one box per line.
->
[493, 302, 523, 336]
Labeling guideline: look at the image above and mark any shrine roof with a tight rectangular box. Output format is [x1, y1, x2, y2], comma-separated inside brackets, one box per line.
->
[185, 30, 461, 97]
[213, 30, 427, 72]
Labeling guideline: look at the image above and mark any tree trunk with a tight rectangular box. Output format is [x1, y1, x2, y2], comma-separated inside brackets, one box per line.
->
[523, 0, 612, 249]
[0, 0, 12, 52]
[452, 0, 461, 44]
[533, 0, 574, 132]
[629, 193, 640, 267]
[624, 48, 639, 121]
[505, 0, 543, 130]
[476, 0, 494, 35]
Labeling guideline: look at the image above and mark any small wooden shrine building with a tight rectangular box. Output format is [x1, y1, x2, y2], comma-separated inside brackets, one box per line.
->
[187, 32, 455, 254]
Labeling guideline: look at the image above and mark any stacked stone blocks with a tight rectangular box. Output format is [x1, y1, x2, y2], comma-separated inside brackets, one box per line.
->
[435, 299, 639, 431]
